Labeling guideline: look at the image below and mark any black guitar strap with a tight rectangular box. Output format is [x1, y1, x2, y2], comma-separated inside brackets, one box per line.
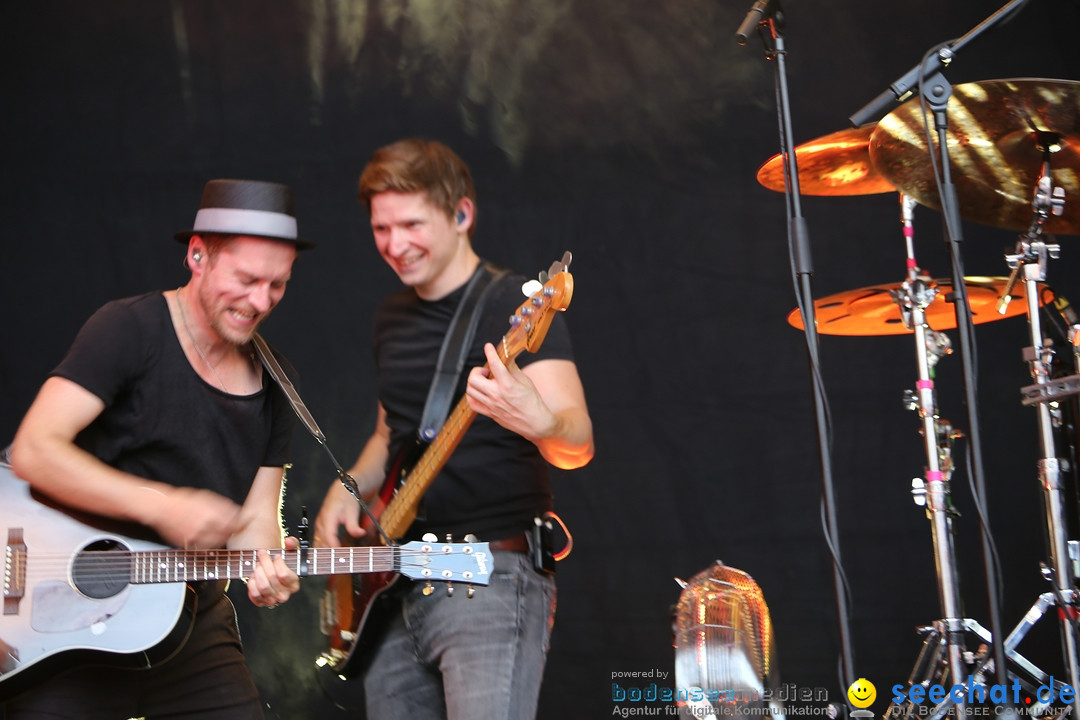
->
[418, 261, 510, 442]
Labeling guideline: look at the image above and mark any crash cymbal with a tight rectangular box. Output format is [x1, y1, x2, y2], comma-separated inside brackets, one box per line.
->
[869, 78, 1080, 234]
[787, 276, 1040, 336]
[757, 125, 895, 195]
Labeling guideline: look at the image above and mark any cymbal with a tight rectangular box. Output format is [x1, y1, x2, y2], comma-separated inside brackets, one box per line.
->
[869, 78, 1080, 234]
[757, 125, 895, 195]
[787, 276, 1039, 336]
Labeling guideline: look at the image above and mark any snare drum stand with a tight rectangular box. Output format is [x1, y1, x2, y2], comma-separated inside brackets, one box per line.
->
[1000, 152, 1080, 717]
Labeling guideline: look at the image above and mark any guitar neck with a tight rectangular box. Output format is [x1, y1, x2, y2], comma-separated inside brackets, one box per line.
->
[123, 546, 401, 584]
[379, 396, 478, 538]
[375, 262, 571, 540]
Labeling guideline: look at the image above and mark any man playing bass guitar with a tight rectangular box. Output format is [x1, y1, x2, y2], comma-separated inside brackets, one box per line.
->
[314, 138, 594, 720]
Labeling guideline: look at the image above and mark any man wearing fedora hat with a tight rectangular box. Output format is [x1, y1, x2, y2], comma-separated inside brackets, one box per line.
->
[5, 179, 310, 718]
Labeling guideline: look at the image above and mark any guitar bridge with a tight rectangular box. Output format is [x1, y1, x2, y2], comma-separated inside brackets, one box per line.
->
[4, 527, 26, 615]
[318, 587, 337, 635]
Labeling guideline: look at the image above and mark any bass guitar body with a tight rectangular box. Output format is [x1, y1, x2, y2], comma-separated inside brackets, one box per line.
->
[319, 442, 418, 678]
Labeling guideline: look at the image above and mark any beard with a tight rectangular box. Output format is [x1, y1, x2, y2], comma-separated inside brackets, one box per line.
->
[197, 282, 264, 347]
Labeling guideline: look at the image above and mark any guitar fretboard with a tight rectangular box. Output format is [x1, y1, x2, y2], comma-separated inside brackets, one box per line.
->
[120, 547, 400, 584]
[379, 337, 521, 537]
[379, 399, 477, 538]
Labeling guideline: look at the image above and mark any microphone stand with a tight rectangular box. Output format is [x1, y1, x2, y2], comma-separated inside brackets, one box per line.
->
[846, 0, 1032, 699]
[847, 0, 1029, 128]
[736, 3, 856, 691]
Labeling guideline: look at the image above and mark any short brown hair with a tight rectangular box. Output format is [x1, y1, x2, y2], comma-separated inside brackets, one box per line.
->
[358, 139, 477, 237]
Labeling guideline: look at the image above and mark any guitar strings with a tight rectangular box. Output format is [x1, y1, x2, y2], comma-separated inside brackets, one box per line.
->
[14, 550, 459, 565]
[12, 549, 475, 579]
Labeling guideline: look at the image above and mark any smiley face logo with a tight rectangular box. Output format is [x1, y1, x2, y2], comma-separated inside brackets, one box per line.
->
[847, 678, 876, 709]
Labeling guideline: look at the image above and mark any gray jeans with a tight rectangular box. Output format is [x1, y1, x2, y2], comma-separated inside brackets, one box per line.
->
[363, 550, 557, 720]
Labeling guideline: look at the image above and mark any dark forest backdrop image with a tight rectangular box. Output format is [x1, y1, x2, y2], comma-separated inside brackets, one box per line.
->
[3, 1, 1080, 717]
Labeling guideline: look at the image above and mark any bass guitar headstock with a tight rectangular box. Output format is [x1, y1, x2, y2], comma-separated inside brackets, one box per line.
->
[501, 251, 574, 361]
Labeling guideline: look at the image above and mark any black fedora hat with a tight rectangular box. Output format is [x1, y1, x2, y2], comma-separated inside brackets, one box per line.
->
[174, 179, 314, 250]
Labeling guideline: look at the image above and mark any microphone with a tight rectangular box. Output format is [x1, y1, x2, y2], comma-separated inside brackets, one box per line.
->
[848, 46, 953, 127]
[734, 0, 782, 45]
[847, 0, 1031, 125]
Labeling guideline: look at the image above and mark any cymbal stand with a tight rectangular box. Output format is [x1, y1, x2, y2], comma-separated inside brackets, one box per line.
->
[889, 194, 968, 718]
[998, 147, 1080, 716]
[887, 173, 1076, 718]
[886, 198, 1063, 720]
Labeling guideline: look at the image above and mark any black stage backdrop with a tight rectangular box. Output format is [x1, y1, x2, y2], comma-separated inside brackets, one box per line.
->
[3, 1, 1080, 718]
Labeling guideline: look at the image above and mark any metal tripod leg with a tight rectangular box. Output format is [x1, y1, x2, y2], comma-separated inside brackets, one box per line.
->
[971, 593, 1062, 692]
[885, 622, 950, 720]
[885, 598, 1070, 720]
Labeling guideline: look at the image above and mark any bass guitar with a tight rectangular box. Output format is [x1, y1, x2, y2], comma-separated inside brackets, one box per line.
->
[318, 252, 574, 678]
[0, 464, 490, 700]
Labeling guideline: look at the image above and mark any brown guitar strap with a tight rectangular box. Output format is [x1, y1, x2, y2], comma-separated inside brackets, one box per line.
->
[251, 334, 325, 444]
[251, 333, 393, 546]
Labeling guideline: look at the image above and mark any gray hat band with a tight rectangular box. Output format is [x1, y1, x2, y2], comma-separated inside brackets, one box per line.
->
[192, 208, 298, 239]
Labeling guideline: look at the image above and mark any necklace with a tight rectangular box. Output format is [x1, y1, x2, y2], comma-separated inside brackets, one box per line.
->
[176, 286, 229, 392]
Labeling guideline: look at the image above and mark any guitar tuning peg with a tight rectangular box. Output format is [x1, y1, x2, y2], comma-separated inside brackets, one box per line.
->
[446, 582, 454, 597]
[521, 279, 543, 297]
[463, 533, 477, 543]
[467, 585, 475, 599]
[445, 534, 453, 543]
[422, 533, 438, 543]
[423, 581, 434, 596]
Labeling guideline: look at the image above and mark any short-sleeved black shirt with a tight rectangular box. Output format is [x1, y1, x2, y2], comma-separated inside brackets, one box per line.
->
[374, 266, 575, 541]
[51, 292, 294, 509]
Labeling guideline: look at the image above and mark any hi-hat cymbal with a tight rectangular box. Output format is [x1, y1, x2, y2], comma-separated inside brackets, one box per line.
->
[757, 125, 895, 196]
[787, 276, 1039, 336]
[869, 78, 1080, 235]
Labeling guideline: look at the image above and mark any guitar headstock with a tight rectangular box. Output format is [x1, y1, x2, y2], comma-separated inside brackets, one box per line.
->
[501, 251, 574, 361]
[396, 540, 492, 586]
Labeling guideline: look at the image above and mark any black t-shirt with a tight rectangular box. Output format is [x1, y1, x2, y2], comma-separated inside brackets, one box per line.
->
[374, 266, 575, 541]
[51, 292, 294, 510]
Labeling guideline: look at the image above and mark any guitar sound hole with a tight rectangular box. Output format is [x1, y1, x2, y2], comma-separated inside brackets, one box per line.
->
[72, 539, 131, 599]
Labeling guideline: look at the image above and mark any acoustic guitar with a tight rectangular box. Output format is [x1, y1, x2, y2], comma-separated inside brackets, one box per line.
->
[0, 464, 490, 700]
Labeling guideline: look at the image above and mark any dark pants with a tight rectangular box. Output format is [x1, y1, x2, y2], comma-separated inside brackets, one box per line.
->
[3, 582, 263, 720]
